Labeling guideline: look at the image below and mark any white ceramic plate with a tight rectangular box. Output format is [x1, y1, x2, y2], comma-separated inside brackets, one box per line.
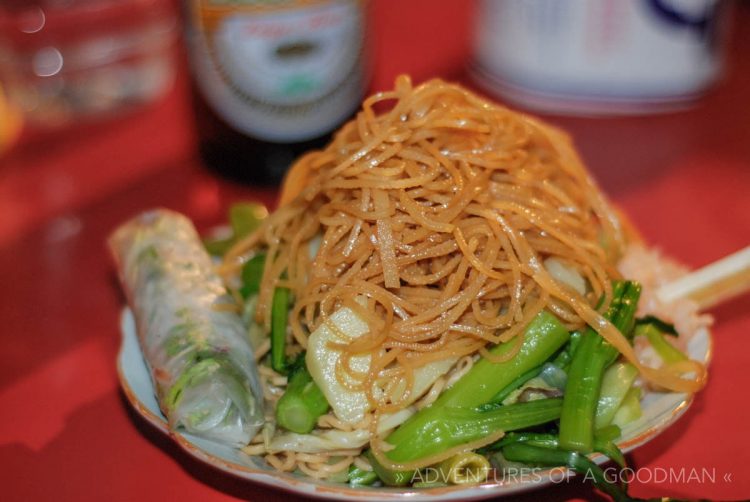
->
[118, 309, 711, 501]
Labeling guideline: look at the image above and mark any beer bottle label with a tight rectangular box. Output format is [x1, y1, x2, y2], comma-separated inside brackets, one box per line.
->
[188, 0, 366, 142]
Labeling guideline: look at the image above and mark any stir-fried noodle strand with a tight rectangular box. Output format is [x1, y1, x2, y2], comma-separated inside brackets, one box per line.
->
[223, 76, 706, 474]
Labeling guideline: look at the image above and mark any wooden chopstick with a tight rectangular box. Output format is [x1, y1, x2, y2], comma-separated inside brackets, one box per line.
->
[657, 246, 750, 310]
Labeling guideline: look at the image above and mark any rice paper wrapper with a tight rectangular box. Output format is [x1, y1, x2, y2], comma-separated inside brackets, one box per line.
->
[109, 209, 264, 447]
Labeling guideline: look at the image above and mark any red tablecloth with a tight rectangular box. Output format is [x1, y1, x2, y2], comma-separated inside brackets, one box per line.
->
[1, 1, 749, 501]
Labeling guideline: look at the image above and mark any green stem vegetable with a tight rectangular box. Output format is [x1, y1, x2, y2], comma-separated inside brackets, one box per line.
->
[405, 311, 569, 413]
[595, 424, 622, 443]
[492, 431, 626, 469]
[559, 281, 641, 453]
[204, 202, 266, 256]
[348, 465, 379, 486]
[501, 443, 631, 502]
[388, 398, 564, 464]
[275, 356, 330, 433]
[636, 323, 687, 364]
[379, 311, 568, 473]
[271, 286, 290, 374]
[487, 365, 543, 405]
[371, 398, 564, 486]
[365, 451, 416, 487]
[545, 329, 582, 374]
[635, 315, 678, 336]
[595, 362, 638, 429]
[240, 253, 265, 298]
[612, 387, 642, 429]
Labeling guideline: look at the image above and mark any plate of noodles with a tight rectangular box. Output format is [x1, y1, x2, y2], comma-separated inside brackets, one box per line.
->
[113, 76, 712, 500]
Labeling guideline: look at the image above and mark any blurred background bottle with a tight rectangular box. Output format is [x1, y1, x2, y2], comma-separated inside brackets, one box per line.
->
[184, 0, 369, 185]
[471, 0, 732, 115]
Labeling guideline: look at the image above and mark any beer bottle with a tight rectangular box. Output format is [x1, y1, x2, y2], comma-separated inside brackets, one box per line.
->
[184, 0, 368, 185]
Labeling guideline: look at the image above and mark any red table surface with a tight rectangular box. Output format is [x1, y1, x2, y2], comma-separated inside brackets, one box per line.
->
[2, 1, 749, 501]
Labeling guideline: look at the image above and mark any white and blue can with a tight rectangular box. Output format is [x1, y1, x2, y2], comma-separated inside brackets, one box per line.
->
[471, 0, 731, 114]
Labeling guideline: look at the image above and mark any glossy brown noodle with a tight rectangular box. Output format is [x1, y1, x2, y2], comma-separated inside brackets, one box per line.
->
[221, 76, 706, 425]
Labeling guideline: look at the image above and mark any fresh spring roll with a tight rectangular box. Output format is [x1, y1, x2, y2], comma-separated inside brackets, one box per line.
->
[110, 209, 264, 447]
